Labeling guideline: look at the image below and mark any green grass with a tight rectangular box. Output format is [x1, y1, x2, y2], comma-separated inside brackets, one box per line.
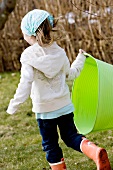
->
[0, 72, 113, 170]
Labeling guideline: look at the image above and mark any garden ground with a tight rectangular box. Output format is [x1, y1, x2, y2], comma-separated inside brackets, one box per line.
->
[0, 72, 113, 170]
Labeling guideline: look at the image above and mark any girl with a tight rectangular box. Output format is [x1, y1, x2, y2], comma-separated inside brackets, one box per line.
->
[7, 9, 111, 170]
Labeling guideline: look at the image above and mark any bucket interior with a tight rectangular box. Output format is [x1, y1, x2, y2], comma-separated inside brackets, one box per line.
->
[72, 57, 99, 135]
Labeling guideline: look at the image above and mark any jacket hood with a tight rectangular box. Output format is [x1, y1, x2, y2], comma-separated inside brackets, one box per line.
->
[20, 42, 67, 78]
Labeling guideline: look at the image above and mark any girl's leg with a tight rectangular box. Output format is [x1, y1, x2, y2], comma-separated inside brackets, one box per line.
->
[58, 113, 111, 170]
[37, 118, 66, 169]
[58, 113, 83, 152]
[37, 118, 63, 163]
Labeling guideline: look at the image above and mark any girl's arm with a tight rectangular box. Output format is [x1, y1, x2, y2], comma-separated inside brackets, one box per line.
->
[66, 49, 86, 81]
[7, 63, 34, 114]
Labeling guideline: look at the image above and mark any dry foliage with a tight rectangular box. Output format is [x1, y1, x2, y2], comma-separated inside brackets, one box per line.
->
[0, 0, 113, 72]
[0, 0, 16, 30]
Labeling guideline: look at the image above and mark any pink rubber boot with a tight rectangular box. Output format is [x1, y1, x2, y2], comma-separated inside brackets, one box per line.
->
[49, 158, 67, 170]
[81, 138, 111, 170]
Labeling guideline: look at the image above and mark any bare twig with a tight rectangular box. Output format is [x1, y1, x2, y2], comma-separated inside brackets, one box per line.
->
[85, 0, 113, 7]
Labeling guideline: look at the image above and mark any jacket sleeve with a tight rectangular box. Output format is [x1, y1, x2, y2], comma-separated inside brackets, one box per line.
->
[66, 53, 86, 81]
[65, 53, 86, 91]
[6, 63, 34, 114]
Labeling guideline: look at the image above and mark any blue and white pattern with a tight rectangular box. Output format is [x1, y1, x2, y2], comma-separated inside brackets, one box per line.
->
[21, 9, 54, 36]
[47, 15, 54, 27]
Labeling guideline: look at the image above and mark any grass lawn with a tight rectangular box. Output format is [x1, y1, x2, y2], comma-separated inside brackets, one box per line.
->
[0, 72, 113, 170]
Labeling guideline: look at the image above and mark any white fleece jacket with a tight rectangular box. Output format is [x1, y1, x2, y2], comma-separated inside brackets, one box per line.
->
[7, 42, 86, 114]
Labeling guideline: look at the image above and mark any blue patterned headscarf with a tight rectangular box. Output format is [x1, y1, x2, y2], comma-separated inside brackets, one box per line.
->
[21, 9, 54, 36]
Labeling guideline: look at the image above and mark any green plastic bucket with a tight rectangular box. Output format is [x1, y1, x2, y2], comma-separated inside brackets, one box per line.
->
[72, 53, 113, 135]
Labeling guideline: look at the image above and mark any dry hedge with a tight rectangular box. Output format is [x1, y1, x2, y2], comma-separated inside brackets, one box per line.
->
[0, 0, 113, 72]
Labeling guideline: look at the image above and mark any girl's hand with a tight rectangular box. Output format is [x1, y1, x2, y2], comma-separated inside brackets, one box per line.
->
[79, 49, 89, 58]
[79, 49, 86, 54]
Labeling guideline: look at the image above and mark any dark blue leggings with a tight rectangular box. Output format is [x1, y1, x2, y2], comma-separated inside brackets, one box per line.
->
[37, 113, 84, 163]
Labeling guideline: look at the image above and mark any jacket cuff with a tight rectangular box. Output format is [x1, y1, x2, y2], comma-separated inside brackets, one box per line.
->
[76, 53, 86, 61]
[6, 107, 16, 115]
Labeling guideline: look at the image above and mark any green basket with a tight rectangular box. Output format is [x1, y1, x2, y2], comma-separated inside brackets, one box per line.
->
[72, 53, 113, 135]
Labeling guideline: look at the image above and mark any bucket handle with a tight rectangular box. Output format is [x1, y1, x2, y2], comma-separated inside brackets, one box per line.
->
[83, 52, 93, 58]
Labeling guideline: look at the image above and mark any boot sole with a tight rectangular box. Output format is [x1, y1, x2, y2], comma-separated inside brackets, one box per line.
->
[96, 148, 111, 170]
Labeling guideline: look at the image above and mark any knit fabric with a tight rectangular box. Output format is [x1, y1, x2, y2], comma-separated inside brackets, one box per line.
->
[7, 42, 86, 114]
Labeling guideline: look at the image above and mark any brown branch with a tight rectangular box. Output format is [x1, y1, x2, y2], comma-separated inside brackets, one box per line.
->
[85, 0, 113, 7]
[70, 0, 102, 17]
[88, 0, 101, 60]
[0, 0, 17, 30]
[70, 0, 113, 18]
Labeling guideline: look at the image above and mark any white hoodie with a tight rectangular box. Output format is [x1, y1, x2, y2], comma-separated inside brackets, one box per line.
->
[7, 42, 86, 114]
